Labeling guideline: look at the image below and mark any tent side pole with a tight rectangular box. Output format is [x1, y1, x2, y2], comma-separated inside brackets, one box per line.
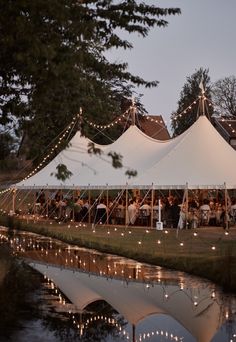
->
[88, 189, 91, 224]
[176, 187, 187, 237]
[151, 186, 154, 228]
[46, 190, 49, 218]
[106, 187, 109, 225]
[224, 183, 229, 230]
[12, 189, 16, 214]
[186, 183, 189, 229]
[125, 187, 128, 228]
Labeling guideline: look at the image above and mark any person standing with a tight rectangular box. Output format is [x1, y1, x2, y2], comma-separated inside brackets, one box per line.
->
[128, 199, 138, 225]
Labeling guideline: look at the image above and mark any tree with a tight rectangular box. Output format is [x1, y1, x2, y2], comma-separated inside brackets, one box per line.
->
[171, 68, 213, 136]
[211, 76, 236, 117]
[0, 0, 181, 162]
[0, 132, 15, 160]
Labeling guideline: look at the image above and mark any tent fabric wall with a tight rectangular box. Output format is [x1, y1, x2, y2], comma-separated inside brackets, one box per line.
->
[13, 116, 236, 190]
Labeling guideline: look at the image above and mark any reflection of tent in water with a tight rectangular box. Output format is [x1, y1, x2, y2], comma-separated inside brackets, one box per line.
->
[14, 115, 236, 190]
[30, 261, 227, 342]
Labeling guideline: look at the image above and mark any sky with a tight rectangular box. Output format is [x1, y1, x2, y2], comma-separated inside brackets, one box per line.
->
[107, 0, 236, 129]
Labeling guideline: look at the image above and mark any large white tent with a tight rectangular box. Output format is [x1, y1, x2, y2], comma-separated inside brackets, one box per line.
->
[13, 115, 236, 190]
[31, 261, 226, 342]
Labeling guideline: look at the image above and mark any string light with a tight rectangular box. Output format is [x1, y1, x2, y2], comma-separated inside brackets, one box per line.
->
[19, 116, 77, 182]
[218, 118, 236, 135]
[172, 97, 201, 122]
[0, 187, 11, 195]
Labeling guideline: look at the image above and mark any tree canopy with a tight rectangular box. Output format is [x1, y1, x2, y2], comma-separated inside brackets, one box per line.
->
[0, 0, 181, 161]
[171, 68, 213, 137]
[212, 76, 236, 117]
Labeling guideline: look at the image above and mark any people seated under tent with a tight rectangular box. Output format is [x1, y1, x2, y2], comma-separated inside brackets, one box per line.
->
[112, 199, 125, 225]
[169, 197, 181, 228]
[199, 199, 211, 226]
[152, 199, 161, 225]
[230, 198, 236, 224]
[74, 197, 83, 221]
[139, 200, 151, 226]
[94, 198, 108, 224]
[79, 198, 90, 222]
[127, 199, 138, 226]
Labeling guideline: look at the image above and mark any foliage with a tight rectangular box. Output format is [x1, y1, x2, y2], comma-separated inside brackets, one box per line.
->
[0, 0, 180, 162]
[108, 151, 123, 168]
[0, 132, 15, 160]
[50, 163, 73, 181]
[171, 68, 213, 136]
[88, 142, 102, 155]
[125, 169, 138, 178]
[212, 75, 236, 117]
[0, 244, 41, 338]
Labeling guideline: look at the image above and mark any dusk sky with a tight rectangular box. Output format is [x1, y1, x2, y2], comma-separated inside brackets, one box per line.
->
[107, 0, 236, 129]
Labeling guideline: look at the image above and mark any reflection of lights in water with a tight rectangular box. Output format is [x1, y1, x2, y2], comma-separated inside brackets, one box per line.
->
[138, 329, 183, 341]
[211, 291, 216, 299]
[2, 228, 235, 337]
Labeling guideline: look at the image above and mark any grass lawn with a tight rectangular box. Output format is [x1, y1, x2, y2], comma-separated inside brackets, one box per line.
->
[1, 214, 236, 292]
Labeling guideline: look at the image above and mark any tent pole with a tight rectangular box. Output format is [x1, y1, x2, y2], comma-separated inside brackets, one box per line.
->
[186, 183, 189, 229]
[132, 324, 136, 342]
[151, 185, 154, 228]
[88, 188, 91, 224]
[176, 187, 187, 237]
[33, 190, 37, 216]
[46, 189, 49, 218]
[106, 186, 109, 225]
[72, 190, 75, 221]
[224, 183, 229, 230]
[125, 186, 128, 228]
[12, 188, 16, 214]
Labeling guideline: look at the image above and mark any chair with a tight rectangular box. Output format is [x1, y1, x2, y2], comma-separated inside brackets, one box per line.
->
[200, 209, 210, 226]
[113, 207, 125, 225]
[231, 209, 236, 225]
[94, 208, 107, 224]
[138, 209, 150, 226]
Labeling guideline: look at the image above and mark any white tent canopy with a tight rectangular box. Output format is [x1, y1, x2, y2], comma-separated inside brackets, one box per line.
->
[14, 116, 236, 190]
[30, 261, 226, 342]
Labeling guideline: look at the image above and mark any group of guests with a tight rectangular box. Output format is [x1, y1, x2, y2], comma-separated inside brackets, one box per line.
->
[117, 195, 236, 228]
[35, 190, 90, 222]
[33, 190, 236, 228]
[161, 196, 236, 229]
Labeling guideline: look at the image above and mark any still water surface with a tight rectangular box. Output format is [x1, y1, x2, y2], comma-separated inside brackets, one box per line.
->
[0, 227, 236, 342]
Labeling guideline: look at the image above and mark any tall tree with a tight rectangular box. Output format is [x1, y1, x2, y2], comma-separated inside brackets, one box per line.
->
[211, 76, 236, 117]
[0, 0, 181, 160]
[171, 68, 213, 137]
[0, 132, 15, 160]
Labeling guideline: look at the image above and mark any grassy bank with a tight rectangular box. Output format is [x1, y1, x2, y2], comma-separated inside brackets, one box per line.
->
[1, 214, 236, 292]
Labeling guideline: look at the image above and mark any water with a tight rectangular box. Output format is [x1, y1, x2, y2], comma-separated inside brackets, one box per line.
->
[0, 227, 236, 342]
